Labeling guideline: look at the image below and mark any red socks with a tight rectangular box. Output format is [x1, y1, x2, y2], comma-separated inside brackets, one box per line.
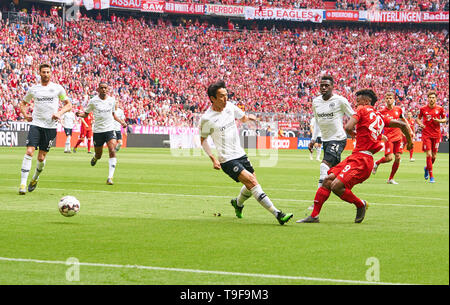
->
[74, 139, 83, 149]
[409, 150, 414, 159]
[339, 189, 365, 208]
[376, 157, 386, 166]
[389, 161, 400, 180]
[311, 187, 331, 218]
[427, 156, 434, 178]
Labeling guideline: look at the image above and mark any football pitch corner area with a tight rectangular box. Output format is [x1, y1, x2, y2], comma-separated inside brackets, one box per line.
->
[0, 148, 448, 285]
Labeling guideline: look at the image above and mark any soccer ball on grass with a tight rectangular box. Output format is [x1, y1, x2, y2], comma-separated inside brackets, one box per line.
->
[58, 195, 80, 217]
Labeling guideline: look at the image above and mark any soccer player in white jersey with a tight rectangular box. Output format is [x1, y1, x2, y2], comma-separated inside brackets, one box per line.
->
[113, 102, 126, 152]
[19, 63, 72, 194]
[300, 75, 355, 217]
[61, 109, 77, 153]
[77, 82, 127, 185]
[309, 117, 322, 161]
[200, 81, 293, 225]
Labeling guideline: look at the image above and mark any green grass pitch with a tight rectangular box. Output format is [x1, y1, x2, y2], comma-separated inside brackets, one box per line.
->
[0, 147, 448, 285]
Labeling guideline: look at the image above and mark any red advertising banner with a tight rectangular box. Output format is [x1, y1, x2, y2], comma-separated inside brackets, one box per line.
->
[109, 0, 142, 9]
[141, 0, 165, 12]
[164, 2, 205, 15]
[257, 137, 298, 150]
[367, 11, 422, 23]
[325, 10, 359, 21]
[422, 11, 449, 22]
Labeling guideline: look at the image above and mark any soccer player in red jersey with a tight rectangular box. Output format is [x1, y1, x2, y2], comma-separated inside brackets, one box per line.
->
[73, 111, 93, 153]
[416, 90, 447, 183]
[372, 92, 412, 184]
[297, 89, 413, 224]
[405, 111, 416, 162]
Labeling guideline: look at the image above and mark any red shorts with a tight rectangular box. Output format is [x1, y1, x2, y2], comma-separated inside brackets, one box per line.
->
[329, 152, 374, 190]
[79, 126, 92, 138]
[422, 137, 440, 153]
[384, 140, 403, 155]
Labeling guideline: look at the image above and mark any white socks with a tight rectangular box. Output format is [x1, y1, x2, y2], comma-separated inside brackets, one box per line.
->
[237, 185, 252, 207]
[65, 136, 71, 151]
[108, 157, 117, 179]
[316, 146, 322, 159]
[20, 154, 32, 185]
[250, 185, 280, 216]
[32, 159, 46, 181]
[318, 162, 330, 188]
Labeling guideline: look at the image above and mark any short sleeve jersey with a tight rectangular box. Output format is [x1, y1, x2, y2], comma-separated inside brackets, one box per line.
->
[85, 95, 116, 133]
[113, 107, 125, 131]
[23, 82, 67, 129]
[312, 94, 355, 142]
[418, 105, 445, 139]
[353, 105, 391, 154]
[200, 102, 246, 163]
[61, 111, 76, 129]
[378, 106, 403, 142]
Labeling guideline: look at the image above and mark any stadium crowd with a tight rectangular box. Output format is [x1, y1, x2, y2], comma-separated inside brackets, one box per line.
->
[184, 0, 449, 11]
[0, 6, 448, 140]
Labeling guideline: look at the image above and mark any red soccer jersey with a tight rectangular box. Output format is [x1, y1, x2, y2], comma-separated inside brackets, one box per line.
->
[378, 106, 403, 142]
[353, 105, 391, 154]
[418, 105, 445, 139]
[82, 112, 93, 131]
[407, 118, 415, 133]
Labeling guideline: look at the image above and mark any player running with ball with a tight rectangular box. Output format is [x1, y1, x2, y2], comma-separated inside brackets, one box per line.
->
[77, 82, 127, 185]
[298, 89, 413, 224]
[200, 81, 293, 225]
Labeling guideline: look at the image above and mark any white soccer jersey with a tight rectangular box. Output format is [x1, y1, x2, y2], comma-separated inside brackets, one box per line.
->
[113, 107, 125, 131]
[23, 82, 67, 129]
[310, 117, 322, 138]
[85, 95, 116, 133]
[62, 111, 76, 129]
[312, 94, 355, 142]
[200, 102, 246, 163]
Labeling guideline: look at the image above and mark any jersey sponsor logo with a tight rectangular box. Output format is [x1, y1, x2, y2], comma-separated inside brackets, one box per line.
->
[36, 96, 55, 102]
[219, 121, 235, 132]
[317, 112, 334, 118]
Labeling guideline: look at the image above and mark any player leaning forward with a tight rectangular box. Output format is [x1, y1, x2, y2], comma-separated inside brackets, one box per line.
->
[298, 89, 413, 224]
[19, 63, 72, 195]
[200, 81, 293, 225]
[77, 82, 127, 185]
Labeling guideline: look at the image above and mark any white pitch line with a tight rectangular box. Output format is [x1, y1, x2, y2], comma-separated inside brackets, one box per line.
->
[0, 186, 447, 209]
[0, 256, 417, 285]
[1, 178, 447, 202]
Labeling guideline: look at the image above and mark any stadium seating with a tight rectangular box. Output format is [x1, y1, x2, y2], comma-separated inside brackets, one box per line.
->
[0, 9, 448, 140]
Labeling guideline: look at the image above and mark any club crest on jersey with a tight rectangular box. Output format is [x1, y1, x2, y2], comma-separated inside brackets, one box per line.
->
[329, 102, 336, 109]
[233, 166, 239, 172]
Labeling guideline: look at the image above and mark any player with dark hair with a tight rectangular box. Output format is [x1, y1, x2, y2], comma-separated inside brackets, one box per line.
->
[416, 90, 446, 183]
[77, 82, 127, 185]
[200, 80, 293, 225]
[298, 89, 413, 224]
[19, 63, 72, 194]
[302, 75, 355, 213]
[372, 92, 413, 184]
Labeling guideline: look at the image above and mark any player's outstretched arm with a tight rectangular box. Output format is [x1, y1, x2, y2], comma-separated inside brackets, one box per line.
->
[201, 137, 221, 170]
[113, 112, 127, 128]
[52, 99, 72, 121]
[389, 120, 414, 150]
[19, 101, 32, 122]
[344, 117, 358, 139]
[240, 113, 257, 123]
